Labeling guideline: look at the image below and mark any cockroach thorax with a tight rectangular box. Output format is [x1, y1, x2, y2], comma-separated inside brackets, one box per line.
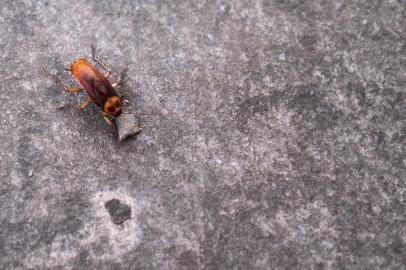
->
[103, 96, 122, 117]
[70, 58, 89, 74]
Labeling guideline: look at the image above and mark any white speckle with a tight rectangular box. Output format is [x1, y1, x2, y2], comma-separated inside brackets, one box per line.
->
[278, 52, 286, 61]
[21, 81, 32, 91]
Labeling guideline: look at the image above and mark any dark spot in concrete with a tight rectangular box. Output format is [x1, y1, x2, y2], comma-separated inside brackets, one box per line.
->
[346, 81, 366, 106]
[104, 199, 132, 225]
[235, 91, 284, 133]
[288, 85, 343, 130]
[76, 250, 90, 268]
[177, 250, 198, 269]
[300, 34, 318, 49]
[316, 262, 325, 270]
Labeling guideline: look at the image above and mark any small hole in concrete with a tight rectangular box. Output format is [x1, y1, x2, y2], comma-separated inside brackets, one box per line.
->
[104, 198, 132, 224]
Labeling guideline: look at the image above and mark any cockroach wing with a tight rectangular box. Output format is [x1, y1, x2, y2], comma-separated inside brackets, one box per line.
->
[83, 75, 118, 106]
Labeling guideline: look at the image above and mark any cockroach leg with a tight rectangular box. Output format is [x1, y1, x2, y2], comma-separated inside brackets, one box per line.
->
[103, 71, 111, 79]
[43, 66, 83, 93]
[121, 98, 130, 105]
[58, 98, 91, 110]
[102, 112, 113, 126]
[117, 92, 130, 105]
[112, 68, 128, 102]
[78, 98, 92, 109]
[115, 67, 128, 89]
[55, 76, 83, 93]
[66, 87, 83, 93]
[111, 77, 123, 90]
[102, 114, 118, 135]
[91, 45, 111, 78]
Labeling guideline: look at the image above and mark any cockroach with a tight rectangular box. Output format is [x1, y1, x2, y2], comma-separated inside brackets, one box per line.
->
[44, 45, 126, 126]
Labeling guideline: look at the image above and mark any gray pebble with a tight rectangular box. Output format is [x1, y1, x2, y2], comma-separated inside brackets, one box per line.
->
[115, 113, 141, 142]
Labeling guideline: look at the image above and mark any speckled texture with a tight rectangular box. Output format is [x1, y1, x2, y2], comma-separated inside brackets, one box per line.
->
[0, 0, 405, 269]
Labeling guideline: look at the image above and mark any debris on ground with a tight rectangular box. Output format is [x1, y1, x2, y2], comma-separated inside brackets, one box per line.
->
[115, 113, 141, 142]
[104, 198, 132, 225]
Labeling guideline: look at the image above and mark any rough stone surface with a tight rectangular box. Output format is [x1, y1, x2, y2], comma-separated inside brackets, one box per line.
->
[105, 198, 132, 225]
[116, 113, 141, 142]
[0, 0, 405, 269]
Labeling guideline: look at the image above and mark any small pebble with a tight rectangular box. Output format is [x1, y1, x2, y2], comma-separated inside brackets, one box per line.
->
[115, 113, 141, 142]
[104, 199, 132, 225]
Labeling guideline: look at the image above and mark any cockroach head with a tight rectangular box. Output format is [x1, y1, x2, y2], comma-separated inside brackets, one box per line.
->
[103, 96, 122, 117]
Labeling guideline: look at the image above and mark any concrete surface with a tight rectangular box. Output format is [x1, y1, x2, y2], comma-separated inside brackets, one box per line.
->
[1, 0, 405, 269]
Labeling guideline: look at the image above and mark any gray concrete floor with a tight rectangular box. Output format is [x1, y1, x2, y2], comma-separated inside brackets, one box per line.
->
[1, 0, 405, 269]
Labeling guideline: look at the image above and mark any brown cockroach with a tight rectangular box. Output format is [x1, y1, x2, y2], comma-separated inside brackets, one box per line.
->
[44, 45, 126, 126]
